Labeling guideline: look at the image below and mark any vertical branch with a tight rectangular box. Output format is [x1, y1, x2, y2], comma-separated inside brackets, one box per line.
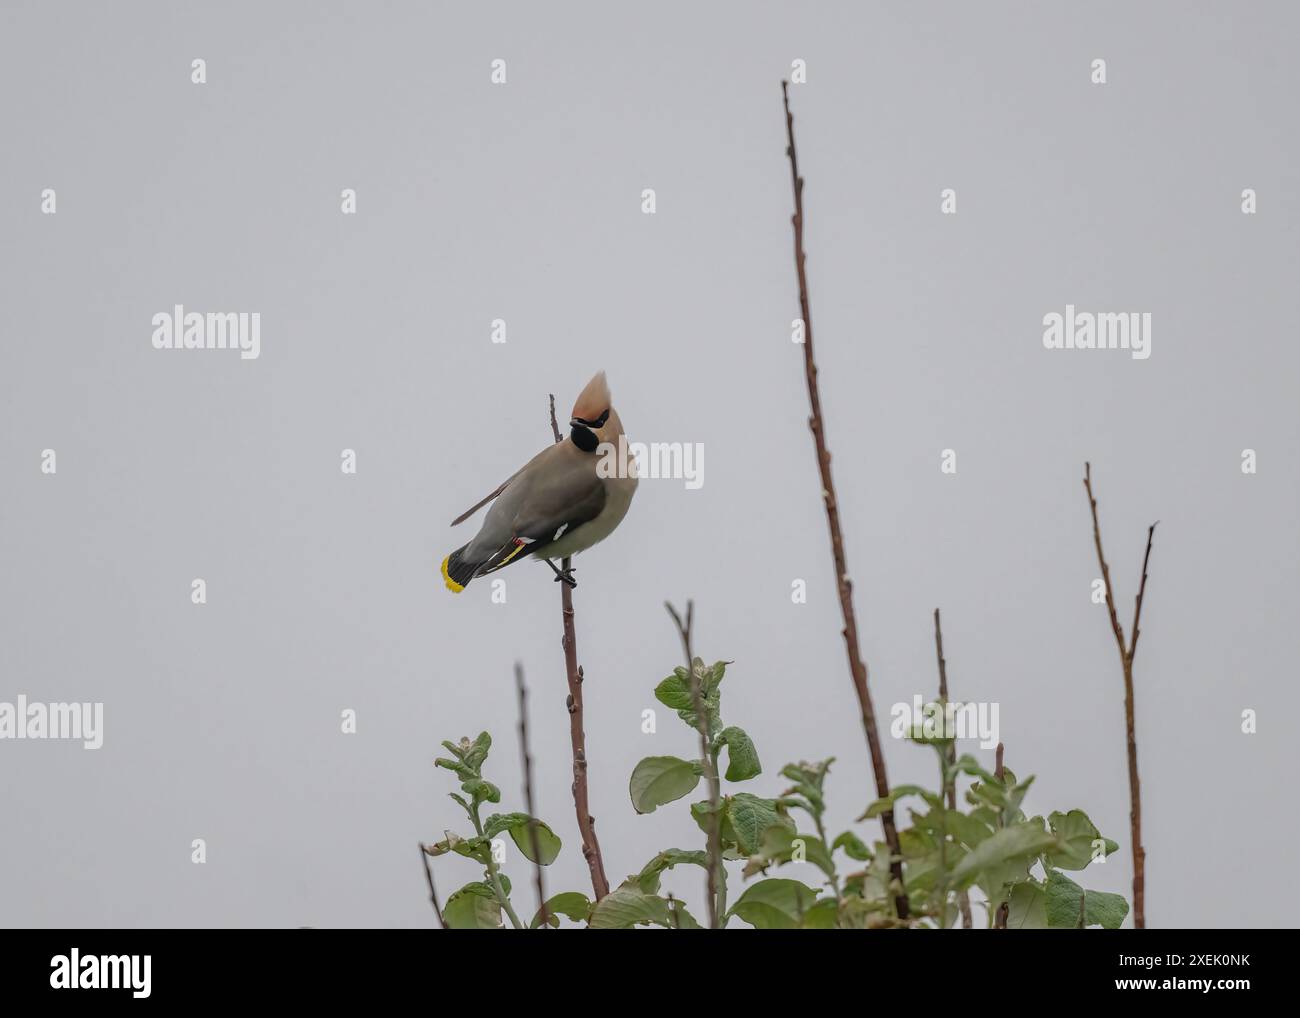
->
[1082, 463, 1155, 930]
[549, 395, 611, 900]
[992, 742, 1008, 929]
[933, 608, 973, 929]
[782, 81, 908, 920]
[514, 662, 548, 926]
[418, 843, 446, 929]
[666, 600, 723, 929]
[1129, 523, 1158, 662]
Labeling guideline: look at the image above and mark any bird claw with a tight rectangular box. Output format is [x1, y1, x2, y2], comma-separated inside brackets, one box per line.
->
[553, 568, 577, 589]
[544, 558, 578, 588]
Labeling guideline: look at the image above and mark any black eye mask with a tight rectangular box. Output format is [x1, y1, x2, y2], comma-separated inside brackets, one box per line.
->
[572, 408, 610, 429]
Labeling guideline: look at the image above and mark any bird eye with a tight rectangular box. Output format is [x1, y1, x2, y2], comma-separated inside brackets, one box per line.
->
[573, 409, 610, 428]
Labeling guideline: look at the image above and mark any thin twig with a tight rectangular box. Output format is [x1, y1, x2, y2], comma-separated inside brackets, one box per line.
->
[549, 394, 611, 900]
[933, 608, 973, 930]
[515, 661, 548, 927]
[1082, 463, 1155, 930]
[781, 81, 907, 920]
[418, 843, 446, 928]
[1130, 523, 1158, 663]
[992, 742, 1008, 929]
[666, 600, 723, 929]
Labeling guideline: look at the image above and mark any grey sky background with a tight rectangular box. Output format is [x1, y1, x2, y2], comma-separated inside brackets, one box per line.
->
[1, 1, 1296, 928]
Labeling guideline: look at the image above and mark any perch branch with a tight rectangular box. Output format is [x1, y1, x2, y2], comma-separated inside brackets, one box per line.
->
[515, 661, 548, 926]
[933, 608, 973, 929]
[549, 394, 611, 900]
[782, 80, 908, 920]
[1083, 463, 1155, 930]
[666, 600, 723, 929]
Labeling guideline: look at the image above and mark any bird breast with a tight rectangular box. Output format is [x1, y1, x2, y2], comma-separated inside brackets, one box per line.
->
[543, 472, 637, 559]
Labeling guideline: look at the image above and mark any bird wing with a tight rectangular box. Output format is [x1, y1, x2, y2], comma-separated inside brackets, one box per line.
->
[450, 476, 513, 527]
[472, 456, 607, 575]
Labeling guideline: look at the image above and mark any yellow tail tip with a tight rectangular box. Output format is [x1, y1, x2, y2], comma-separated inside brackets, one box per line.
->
[440, 555, 465, 593]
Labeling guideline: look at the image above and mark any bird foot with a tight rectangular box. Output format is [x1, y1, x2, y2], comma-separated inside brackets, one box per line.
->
[545, 560, 578, 588]
[553, 568, 577, 589]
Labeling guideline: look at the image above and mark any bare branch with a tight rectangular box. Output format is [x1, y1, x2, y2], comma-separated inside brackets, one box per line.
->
[1129, 522, 1158, 663]
[993, 742, 1008, 929]
[418, 843, 446, 929]
[548, 394, 610, 900]
[933, 608, 972, 929]
[1082, 463, 1153, 929]
[781, 81, 908, 920]
[1083, 463, 1129, 670]
[515, 661, 548, 926]
[666, 600, 723, 929]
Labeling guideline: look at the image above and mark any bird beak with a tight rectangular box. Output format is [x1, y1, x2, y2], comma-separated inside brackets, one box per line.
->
[569, 418, 582, 429]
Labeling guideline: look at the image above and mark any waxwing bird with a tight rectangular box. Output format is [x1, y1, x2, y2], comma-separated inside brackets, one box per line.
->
[441, 371, 637, 593]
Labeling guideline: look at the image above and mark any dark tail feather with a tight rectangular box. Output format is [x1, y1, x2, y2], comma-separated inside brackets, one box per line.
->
[441, 544, 478, 593]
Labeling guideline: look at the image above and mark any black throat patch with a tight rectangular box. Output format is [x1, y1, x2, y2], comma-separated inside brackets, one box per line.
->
[570, 425, 599, 452]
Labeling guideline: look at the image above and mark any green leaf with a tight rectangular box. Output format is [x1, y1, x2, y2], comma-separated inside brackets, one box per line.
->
[635, 849, 709, 894]
[1046, 809, 1115, 871]
[463, 731, 492, 771]
[1004, 777, 1034, 820]
[898, 827, 937, 859]
[1086, 890, 1130, 929]
[530, 891, 591, 929]
[588, 884, 684, 929]
[949, 819, 1057, 890]
[969, 805, 999, 829]
[726, 793, 792, 855]
[482, 812, 563, 866]
[943, 809, 994, 850]
[629, 756, 703, 814]
[1006, 879, 1048, 929]
[838, 894, 893, 929]
[443, 882, 502, 929]
[511, 819, 561, 866]
[654, 671, 696, 712]
[743, 826, 836, 882]
[1045, 869, 1130, 929]
[859, 784, 934, 820]
[482, 812, 528, 839]
[802, 896, 840, 929]
[949, 754, 998, 785]
[689, 798, 725, 836]
[832, 830, 872, 861]
[718, 726, 762, 782]
[965, 771, 1033, 825]
[653, 660, 728, 733]
[779, 759, 832, 817]
[462, 778, 501, 805]
[728, 878, 822, 929]
[666, 898, 703, 929]
[424, 832, 491, 864]
[434, 757, 476, 781]
[905, 702, 957, 746]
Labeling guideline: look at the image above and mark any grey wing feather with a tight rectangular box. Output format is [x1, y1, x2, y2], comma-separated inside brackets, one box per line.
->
[450, 476, 512, 526]
[466, 453, 606, 568]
